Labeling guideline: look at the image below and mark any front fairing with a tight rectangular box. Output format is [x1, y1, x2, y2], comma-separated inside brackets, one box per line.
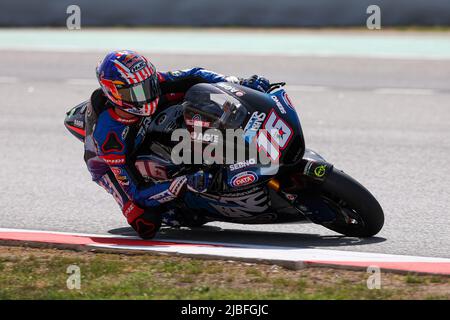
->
[184, 83, 305, 192]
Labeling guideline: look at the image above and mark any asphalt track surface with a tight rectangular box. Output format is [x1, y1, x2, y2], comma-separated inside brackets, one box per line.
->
[1, 32, 450, 258]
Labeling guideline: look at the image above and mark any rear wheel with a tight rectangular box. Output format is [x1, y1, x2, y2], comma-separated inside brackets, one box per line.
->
[318, 168, 384, 237]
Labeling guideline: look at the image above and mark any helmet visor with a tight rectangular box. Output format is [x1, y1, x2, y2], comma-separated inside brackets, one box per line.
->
[117, 74, 161, 105]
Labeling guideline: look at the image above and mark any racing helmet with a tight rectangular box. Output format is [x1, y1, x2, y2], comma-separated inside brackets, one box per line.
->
[96, 50, 161, 116]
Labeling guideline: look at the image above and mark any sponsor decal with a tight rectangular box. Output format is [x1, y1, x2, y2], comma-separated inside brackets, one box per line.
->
[134, 117, 151, 147]
[243, 112, 266, 143]
[107, 108, 140, 125]
[122, 201, 144, 223]
[129, 61, 146, 73]
[186, 114, 211, 127]
[104, 158, 125, 165]
[271, 95, 286, 114]
[73, 119, 84, 128]
[191, 131, 220, 144]
[122, 54, 141, 68]
[314, 165, 327, 178]
[229, 158, 257, 172]
[136, 126, 146, 140]
[101, 155, 126, 165]
[244, 112, 266, 132]
[217, 82, 245, 96]
[137, 117, 151, 138]
[206, 189, 269, 218]
[263, 109, 292, 149]
[111, 167, 129, 187]
[256, 130, 280, 161]
[121, 126, 129, 140]
[303, 161, 329, 180]
[203, 187, 261, 200]
[116, 176, 129, 187]
[141, 117, 152, 127]
[254, 109, 294, 161]
[230, 171, 258, 187]
[111, 167, 121, 175]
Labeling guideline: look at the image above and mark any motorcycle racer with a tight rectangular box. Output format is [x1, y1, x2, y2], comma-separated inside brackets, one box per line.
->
[81, 50, 270, 239]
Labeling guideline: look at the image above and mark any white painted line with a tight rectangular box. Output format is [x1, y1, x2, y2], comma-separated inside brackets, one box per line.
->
[66, 78, 98, 86]
[373, 88, 435, 95]
[0, 76, 18, 83]
[91, 243, 450, 264]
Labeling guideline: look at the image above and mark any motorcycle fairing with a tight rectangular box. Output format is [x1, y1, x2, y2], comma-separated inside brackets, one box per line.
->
[183, 186, 275, 222]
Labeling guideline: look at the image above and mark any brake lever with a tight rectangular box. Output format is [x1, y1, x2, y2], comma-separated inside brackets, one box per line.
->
[267, 82, 286, 93]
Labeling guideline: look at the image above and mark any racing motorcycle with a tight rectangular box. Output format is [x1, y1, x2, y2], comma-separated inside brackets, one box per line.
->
[65, 82, 384, 237]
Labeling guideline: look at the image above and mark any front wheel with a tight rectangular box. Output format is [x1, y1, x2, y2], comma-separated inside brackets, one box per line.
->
[318, 168, 384, 237]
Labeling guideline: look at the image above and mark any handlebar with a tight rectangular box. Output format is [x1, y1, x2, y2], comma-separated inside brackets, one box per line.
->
[267, 82, 286, 93]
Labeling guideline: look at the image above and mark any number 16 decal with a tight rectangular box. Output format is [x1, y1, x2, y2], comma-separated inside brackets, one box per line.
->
[256, 109, 293, 161]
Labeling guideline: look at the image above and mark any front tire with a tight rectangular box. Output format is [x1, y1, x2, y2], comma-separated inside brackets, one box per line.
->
[318, 168, 384, 237]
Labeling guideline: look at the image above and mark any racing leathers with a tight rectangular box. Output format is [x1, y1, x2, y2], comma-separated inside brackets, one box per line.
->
[83, 68, 236, 239]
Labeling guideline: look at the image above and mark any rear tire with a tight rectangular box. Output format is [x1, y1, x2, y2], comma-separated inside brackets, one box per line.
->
[319, 168, 384, 237]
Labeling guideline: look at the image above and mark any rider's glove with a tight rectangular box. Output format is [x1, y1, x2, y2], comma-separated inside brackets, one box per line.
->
[240, 75, 270, 93]
[225, 75, 240, 83]
[186, 171, 212, 193]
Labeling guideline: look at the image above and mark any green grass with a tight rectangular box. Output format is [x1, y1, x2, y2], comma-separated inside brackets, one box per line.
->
[0, 246, 448, 300]
[405, 275, 427, 284]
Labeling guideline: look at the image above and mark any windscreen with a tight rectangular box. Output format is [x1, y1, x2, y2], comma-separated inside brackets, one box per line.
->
[184, 83, 248, 130]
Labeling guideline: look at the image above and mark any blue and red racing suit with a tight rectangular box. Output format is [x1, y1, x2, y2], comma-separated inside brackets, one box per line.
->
[83, 68, 234, 238]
